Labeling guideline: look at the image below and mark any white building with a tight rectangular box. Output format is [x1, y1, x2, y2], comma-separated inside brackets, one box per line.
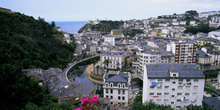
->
[136, 50, 175, 73]
[101, 51, 124, 70]
[209, 50, 220, 66]
[104, 34, 115, 46]
[142, 64, 205, 109]
[166, 41, 196, 63]
[103, 72, 131, 106]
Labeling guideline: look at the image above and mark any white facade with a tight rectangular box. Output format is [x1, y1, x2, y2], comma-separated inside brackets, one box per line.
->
[137, 50, 175, 73]
[142, 64, 205, 109]
[104, 35, 115, 46]
[103, 73, 131, 106]
[101, 51, 124, 69]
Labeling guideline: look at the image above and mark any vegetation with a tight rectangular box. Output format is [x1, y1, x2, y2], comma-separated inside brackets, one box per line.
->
[0, 10, 75, 109]
[184, 23, 216, 34]
[90, 20, 123, 32]
[130, 91, 173, 110]
[205, 83, 220, 94]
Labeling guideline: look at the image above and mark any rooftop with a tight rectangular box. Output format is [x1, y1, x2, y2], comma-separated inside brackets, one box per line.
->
[146, 64, 205, 79]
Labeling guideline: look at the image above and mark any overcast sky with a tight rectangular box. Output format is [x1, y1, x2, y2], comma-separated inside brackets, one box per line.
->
[1, 0, 220, 21]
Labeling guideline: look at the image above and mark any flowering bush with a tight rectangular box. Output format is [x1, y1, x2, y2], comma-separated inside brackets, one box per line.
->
[75, 96, 100, 110]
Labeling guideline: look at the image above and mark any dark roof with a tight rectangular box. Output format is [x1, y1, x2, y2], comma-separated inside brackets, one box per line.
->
[106, 75, 127, 83]
[196, 51, 211, 58]
[146, 64, 205, 79]
[203, 97, 220, 110]
[194, 37, 218, 42]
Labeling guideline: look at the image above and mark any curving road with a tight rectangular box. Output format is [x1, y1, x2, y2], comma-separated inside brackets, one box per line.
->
[63, 54, 100, 82]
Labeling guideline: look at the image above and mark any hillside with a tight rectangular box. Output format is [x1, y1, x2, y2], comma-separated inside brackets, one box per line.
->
[78, 20, 123, 33]
[0, 11, 76, 69]
[0, 10, 75, 110]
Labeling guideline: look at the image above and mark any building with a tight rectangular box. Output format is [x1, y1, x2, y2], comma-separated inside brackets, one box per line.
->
[209, 50, 220, 66]
[136, 50, 175, 73]
[104, 34, 115, 46]
[111, 29, 124, 38]
[167, 41, 196, 63]
[194, 37, 218, 46]
[142, 64, 205, 109]
[196, 51, 211, 69]
[103, 72, 131, 106]
[100, 51, 124, 70]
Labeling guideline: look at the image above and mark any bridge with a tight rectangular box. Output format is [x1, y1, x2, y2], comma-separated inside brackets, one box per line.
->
[63, 54, 100, 82]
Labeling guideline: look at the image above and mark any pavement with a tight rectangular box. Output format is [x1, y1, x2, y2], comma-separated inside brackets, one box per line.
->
[83, 64, 103, 85]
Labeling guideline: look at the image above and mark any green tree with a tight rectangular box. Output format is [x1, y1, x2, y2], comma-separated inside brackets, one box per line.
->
[51, 21, 55, 27]
[104, 59, 110, 69]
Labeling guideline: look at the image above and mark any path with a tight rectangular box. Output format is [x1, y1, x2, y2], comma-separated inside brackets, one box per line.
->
[83, 64, 103, 85]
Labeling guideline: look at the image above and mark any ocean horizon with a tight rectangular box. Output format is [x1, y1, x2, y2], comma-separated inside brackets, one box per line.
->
[52, 21, 88, 34]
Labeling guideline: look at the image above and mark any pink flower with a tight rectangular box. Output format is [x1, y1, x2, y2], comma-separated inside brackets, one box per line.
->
[81, 97, 91, 105]
[75, 107, 82, 110]
[91, 96, 98, 102]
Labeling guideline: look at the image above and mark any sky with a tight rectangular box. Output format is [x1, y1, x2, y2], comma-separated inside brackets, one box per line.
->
[1, 0, 220, 21]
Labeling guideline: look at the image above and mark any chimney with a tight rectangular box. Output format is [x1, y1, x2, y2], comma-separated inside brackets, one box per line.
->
[155, 63, 159, 67]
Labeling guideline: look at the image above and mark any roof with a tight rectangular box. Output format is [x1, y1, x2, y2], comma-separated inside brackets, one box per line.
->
[194, 37, 218, 42]
[106, 75, 127, 83]
[146, 64, 205, 79]
[203, 96, 220, 110]
[196, 51, 211, 58]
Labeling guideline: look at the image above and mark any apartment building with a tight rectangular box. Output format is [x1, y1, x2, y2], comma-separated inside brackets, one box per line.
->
[167, 41, 196, 63]
[100, 51, 124, 70]
[142, 64, 205, 109]
[136, 50, 175, 73]
[104, 34, 115, 46]
[103, 72, 131, 106]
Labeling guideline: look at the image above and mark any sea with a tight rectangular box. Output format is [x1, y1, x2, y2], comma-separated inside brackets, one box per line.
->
[54, 21, 88, 34]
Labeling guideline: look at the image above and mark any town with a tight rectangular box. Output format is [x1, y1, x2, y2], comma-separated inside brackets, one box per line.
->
[22, 10, 220, 110]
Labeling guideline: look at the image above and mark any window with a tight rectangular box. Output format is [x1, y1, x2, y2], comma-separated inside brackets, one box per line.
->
[157, 93, 161, 95]
[156, 99, 161, 102]
[194, 79, 199, 82]
[173, 74, 176, 77]
[185, 93, 190, 96]
[179, 79, 183, 81]
[177, 93, 182, 95]
[106, 89, 108, 93]
[171, 95, 175, 97]
[118, 90, 121, 94]
[193, 92, 197, 96]
[193, 86, 198, 89]
[118, 83, 121, 88]
[150, 86, 154, 89]
[150, 93, 154, 95]
[164, 93, 169, 95]
[118, 96, 121, 100]
[172, 81, 176, 84]
[106, 83, 109, 87]
[178, 86, 183, 89]
[165, 79, 170, 81]
[158, 79, 162, 81]
[176, 106, 181, 108]
[165, 86, 169, 88]
[171, 102, 174, 104]
[110, 83, 113, 87]
[164, 99, 169, 102]
[122, 83, 125, 88]
[186, 86, 190, 89]
[122, 96, 125, 100]
[110, 89, 113, 94]
[186, 79, 191, 82]
[177, 99, 181, 102]
[172, 88, 175, 91]
[106, 95, 108, 98]
[111, 96, 113, 99]
[122, 90, 125, 94]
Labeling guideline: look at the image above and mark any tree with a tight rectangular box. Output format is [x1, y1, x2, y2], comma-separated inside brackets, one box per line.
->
[96, 65, 100, 74]
[103, 59, 110, 69]
[51, 21, 55, 27]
